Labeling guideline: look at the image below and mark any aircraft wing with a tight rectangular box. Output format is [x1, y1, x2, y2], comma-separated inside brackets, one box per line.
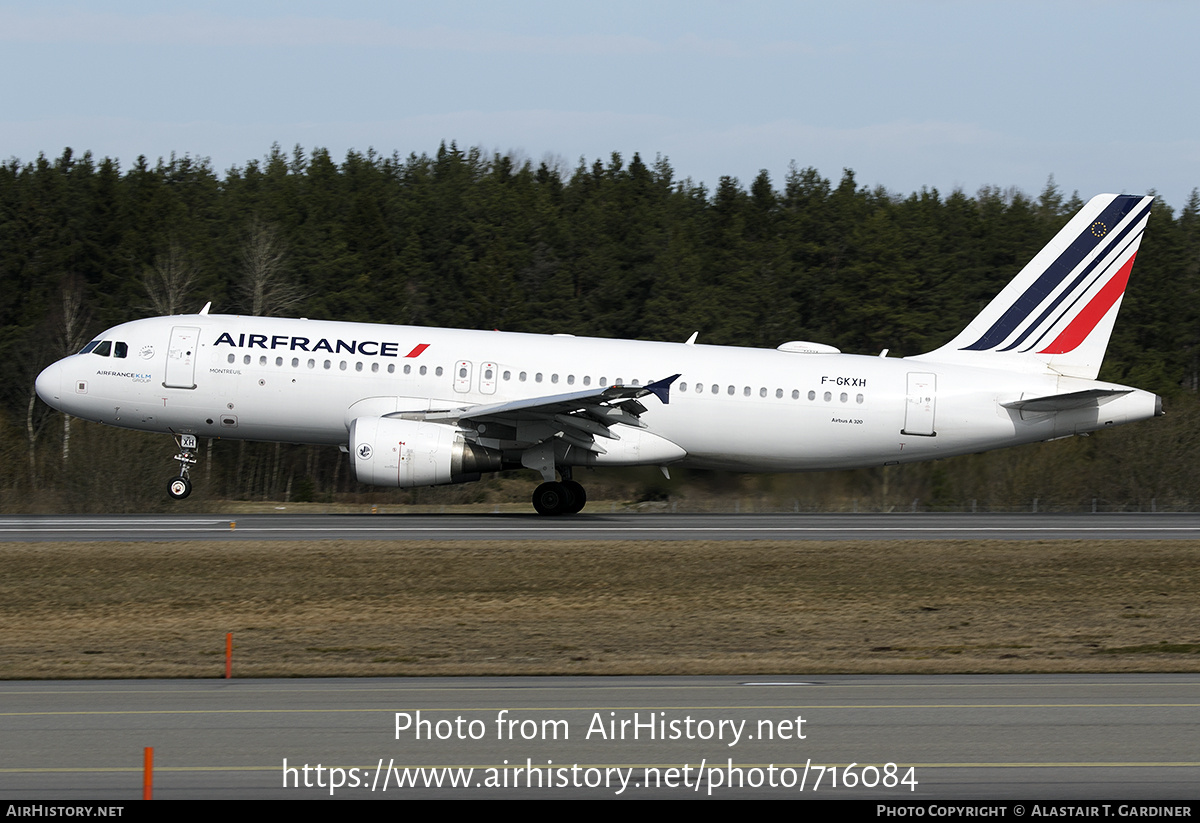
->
[402, 374, 681, 454]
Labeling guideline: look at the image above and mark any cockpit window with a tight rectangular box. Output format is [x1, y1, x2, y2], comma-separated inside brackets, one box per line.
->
[92, 341, 112, 357]
[113, 341, 128, 358]
[80, 340, 100, 354]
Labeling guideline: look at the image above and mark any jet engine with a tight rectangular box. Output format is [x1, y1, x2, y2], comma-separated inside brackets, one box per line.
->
[349, 417, 502, 487]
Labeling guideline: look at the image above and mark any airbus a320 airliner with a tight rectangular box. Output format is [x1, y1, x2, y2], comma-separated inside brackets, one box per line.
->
[36, 194, 1162, 514]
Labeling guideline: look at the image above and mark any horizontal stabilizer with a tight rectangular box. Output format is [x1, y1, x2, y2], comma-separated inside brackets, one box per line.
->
[1001, 388, 1131, 413]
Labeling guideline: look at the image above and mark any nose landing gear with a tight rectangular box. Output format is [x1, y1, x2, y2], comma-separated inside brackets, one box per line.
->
[168, 434, 197, 500]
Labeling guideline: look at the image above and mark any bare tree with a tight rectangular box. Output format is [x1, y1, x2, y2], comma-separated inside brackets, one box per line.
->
[143, 242, 199, 316]
[55, 278, 92, 462]
[239, 218, 302, 316]
[232, 218, 304, 496]
[18, 338, 54, 493]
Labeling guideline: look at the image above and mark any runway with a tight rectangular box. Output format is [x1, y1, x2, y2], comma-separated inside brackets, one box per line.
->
[2, 674, 1197, 800]
[2, 511, 1200, 542]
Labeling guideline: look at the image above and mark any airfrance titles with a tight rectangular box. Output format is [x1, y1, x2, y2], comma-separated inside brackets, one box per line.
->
[213, 332, 428, 358]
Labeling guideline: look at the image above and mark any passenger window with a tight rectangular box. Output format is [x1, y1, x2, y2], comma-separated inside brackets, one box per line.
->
[567, 375, 574, 385]
[485, 368, 494, 380]
[519, 372, 527, 382]
[435, 367, 443, 376]
[113, 342, 128, 358]
[243, 355, 251, 365]
[711, 384, 719, 394]
[551, 374, 559, 384]
[324, 360, 331, 370]
[743, 386, 751, 397]
[276, 357, 283, 366]
[355, 362, 363, 372]
[292, 358, 299, 367]
[776, 389, 783, 399]
[308, 359, 315, 369]
[502, 370, 511, 380]
[600, 377, 607, 387]
[823, 391, 831, 402]
[459, 367, 468, 378]
[339, 361, 347, 371]
[387, 364, 395, 374]
[583, 376, 590, 386]
[680, 382, 688, 392]
[856, 393, 864, 404]
[228, 354, 235, 364]
[759, 387, 767, 397]
[371, 363, 379, 373]
[840, 392, 848, 403]
[808, 390, 816, 401]
[404, 365, 411, 374]
[259, 356, 267, 366]
[536, 373, 543, 383]
[419, 366, 427, 376]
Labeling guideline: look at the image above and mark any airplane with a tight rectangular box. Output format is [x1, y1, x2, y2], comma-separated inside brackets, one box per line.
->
[35, 193, 1162, 515]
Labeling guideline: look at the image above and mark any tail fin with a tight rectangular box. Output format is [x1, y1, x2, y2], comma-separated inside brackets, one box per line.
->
[915, 193, 1154, 379]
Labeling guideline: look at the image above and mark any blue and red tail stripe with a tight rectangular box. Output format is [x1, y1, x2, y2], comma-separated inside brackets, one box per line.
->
[1037, 252, 1137, 354]
[960, 195, 1150, 351]
[1003, 208, 1148, 352]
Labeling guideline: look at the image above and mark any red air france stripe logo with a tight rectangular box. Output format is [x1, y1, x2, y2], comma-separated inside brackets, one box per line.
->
[405, 344, 429, 358]
[1038, 253, 1136, 355]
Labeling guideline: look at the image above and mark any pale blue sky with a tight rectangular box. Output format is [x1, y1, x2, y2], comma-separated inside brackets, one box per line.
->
[3, 1, 1197, 208]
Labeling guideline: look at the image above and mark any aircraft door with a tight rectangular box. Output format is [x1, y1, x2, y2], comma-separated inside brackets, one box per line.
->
[479, 362, 497, 395]
[163, 326, 200, 389]
[902, 372, 937, 436]
[454, 360, 472, 393]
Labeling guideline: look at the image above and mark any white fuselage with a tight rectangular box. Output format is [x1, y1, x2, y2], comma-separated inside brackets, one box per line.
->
[35, 314, 1160, 473]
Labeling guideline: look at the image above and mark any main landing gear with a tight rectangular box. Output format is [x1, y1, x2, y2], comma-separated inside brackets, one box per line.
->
[167, 434, 198, 500]
[532, 476, 587, 516]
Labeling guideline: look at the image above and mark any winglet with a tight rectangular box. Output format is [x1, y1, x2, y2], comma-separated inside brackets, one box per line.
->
[646, 374, 681, 405]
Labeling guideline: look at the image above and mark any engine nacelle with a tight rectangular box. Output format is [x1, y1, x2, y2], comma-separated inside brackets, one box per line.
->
[349, 417, 502, 487]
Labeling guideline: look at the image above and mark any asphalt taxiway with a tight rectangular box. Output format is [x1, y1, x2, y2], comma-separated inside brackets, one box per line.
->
[2, 674, 1197, 800]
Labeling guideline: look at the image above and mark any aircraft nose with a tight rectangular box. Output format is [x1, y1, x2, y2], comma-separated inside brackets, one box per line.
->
[35, 360, 63, 408]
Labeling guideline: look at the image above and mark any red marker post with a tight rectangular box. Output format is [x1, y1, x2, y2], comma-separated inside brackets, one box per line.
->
[143, 747, 153, 800]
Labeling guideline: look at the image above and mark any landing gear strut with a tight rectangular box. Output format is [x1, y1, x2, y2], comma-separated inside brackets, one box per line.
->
[168, 434, 197, 500]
